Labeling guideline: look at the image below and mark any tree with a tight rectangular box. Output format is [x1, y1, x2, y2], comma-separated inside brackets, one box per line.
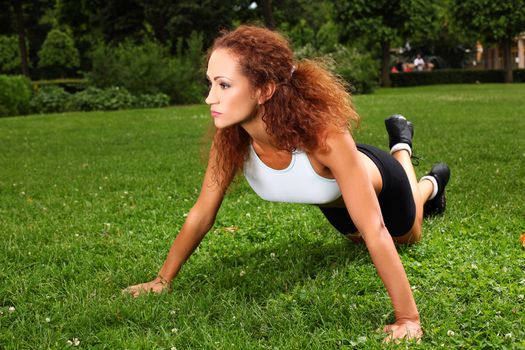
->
[11, 0, 30, 76]
[334, 0, 444, 87]
[37, 28, 80, 78]
[0, 35, 22, 73]
[449, 0, 525, 83]
[256, 0, 275, 29]
[0, 0, 55, 78]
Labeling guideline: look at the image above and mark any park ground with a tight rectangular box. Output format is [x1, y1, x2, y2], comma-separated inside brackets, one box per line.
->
[0, 84, 524, 349]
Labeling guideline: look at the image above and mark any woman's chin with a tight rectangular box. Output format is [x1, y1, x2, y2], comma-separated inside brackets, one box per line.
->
[213, 119, 235, 129]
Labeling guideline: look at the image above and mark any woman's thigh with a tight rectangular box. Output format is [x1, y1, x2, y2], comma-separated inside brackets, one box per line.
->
[319, 144, 416, 237]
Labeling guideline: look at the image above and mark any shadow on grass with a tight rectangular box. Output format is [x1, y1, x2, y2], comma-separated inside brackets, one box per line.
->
[180, 235, 374, 301]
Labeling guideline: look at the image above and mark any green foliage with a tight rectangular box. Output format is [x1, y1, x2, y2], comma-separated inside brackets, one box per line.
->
[0, 74, 32, 117]
[285, 19, 316, 48]
[89, 33, 205, 104]
[315, 21, 340, 53]
[390, 69, 525, 87]
[37, 28, 80, 78]
[171, 31, 207, 104]
[133, 93, 170, 109]
[329, 45, 379, 94]
[333, 0, 445, 86]
[89, 40, 171, 95]
[449, 0, 525, 43]
[295, 44, 378, 94]
[28, 85, 170, 114]
[69, 86, 136, 111]
[29, 85, 71, 113]
[0, 36, 21, 74]
[334, 0, 444, 45]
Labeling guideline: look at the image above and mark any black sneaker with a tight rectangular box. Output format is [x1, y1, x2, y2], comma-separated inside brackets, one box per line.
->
[385, 114, 414, 149]
[423, 163, 451, 217]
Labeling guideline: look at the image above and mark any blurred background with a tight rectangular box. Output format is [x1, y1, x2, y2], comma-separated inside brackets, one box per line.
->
[1, 0, 524, 116]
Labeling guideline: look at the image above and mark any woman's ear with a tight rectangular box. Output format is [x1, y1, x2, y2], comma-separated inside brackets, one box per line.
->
[257, 81, 276, 104]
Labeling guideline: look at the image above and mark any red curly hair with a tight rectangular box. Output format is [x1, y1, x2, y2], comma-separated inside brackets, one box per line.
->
[208, 25, 359, 185]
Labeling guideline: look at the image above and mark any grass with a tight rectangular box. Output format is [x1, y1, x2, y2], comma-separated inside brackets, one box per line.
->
[1, 84, 524, 349]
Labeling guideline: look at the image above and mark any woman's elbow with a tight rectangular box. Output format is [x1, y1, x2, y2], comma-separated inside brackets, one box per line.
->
[185, 206, 216, 233]
[361, 219, 390, 243]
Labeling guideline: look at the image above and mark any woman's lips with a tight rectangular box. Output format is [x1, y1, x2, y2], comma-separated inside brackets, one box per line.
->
[211, 111, 222, 117]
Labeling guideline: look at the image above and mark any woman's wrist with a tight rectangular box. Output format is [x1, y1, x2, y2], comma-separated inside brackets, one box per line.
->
[396, 311, 420, 323]
[154, 275, 171, 286]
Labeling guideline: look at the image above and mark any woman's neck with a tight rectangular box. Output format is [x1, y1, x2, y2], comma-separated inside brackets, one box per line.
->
[240, 112, 276, 149]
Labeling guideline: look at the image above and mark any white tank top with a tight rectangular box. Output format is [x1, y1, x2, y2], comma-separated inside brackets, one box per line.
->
[243, 144, 342, 204]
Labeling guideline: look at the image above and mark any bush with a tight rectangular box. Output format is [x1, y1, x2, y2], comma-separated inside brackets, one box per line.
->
[88, 33, 206, 104]
[134, 93, 170, 109]
[513, 69, 525, 83]
[295, 44, 378, 95]
[331, 45, 379, 94]
[89, 40, 172, 96]
[30, 86, 71, 113]
[390, 69, 525, 87]
[37, 29, 80, 78]
[69, 86, 135, 111]
[0, 74, 32, 117]
[28, 86, 170, 114]
[0, 36, 22, 74]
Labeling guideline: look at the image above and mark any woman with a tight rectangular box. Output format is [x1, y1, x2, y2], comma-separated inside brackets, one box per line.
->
[124, 25, 450, 342]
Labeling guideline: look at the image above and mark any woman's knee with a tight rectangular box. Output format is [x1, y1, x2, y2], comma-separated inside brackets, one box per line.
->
[394, 217, 422, 244]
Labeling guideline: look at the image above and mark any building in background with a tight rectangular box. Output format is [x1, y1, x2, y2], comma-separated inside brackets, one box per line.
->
[475, 33, 525, 69]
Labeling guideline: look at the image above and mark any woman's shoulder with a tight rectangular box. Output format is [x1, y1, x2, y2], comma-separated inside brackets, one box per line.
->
[310, 128, 356, 161]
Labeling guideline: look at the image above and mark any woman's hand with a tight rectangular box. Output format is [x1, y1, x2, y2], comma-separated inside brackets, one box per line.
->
[383, 319, 423, 343]
[122, 277, 171, 298]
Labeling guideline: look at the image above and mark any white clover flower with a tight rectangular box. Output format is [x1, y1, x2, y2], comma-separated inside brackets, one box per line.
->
[171, 347, 177, 350]
[67, 338, 80, 346]
[171, 328, 178, 333]
[447, 330, 455, 336]
[45, 317, 51, 323]
[270, 253, 276, 259]
[8, 306, 15, 313]
[246, 213, 251, 217]
[239, 270, 246, 277]
[170, 310, 176, 315]
[505, 333, 512, 339]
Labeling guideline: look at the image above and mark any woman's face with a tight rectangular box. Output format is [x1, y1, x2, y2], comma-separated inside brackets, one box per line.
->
[205, 49, 260, 129]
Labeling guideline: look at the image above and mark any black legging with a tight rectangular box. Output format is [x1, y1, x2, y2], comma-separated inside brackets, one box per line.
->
[319, 144, 416, 237]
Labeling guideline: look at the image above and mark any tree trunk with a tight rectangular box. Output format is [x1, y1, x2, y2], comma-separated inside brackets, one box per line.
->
[12, 0, 30, 77]
[502, 37, 513, 83]
[257, 0, 275, 29]
[380, 39, 391, 87]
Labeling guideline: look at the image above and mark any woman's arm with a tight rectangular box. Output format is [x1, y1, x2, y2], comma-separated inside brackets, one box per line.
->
[124, 145, 234, 297]
[315, 131, 421, 342]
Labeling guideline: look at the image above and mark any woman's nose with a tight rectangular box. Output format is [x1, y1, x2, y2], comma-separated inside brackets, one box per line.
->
[205, 88, 216, 105]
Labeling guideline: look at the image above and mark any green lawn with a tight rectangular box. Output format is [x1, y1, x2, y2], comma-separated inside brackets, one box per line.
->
[1, 84, 524, 349]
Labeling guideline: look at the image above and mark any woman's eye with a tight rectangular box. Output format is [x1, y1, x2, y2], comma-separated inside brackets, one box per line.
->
[219, 82, 230, 89]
